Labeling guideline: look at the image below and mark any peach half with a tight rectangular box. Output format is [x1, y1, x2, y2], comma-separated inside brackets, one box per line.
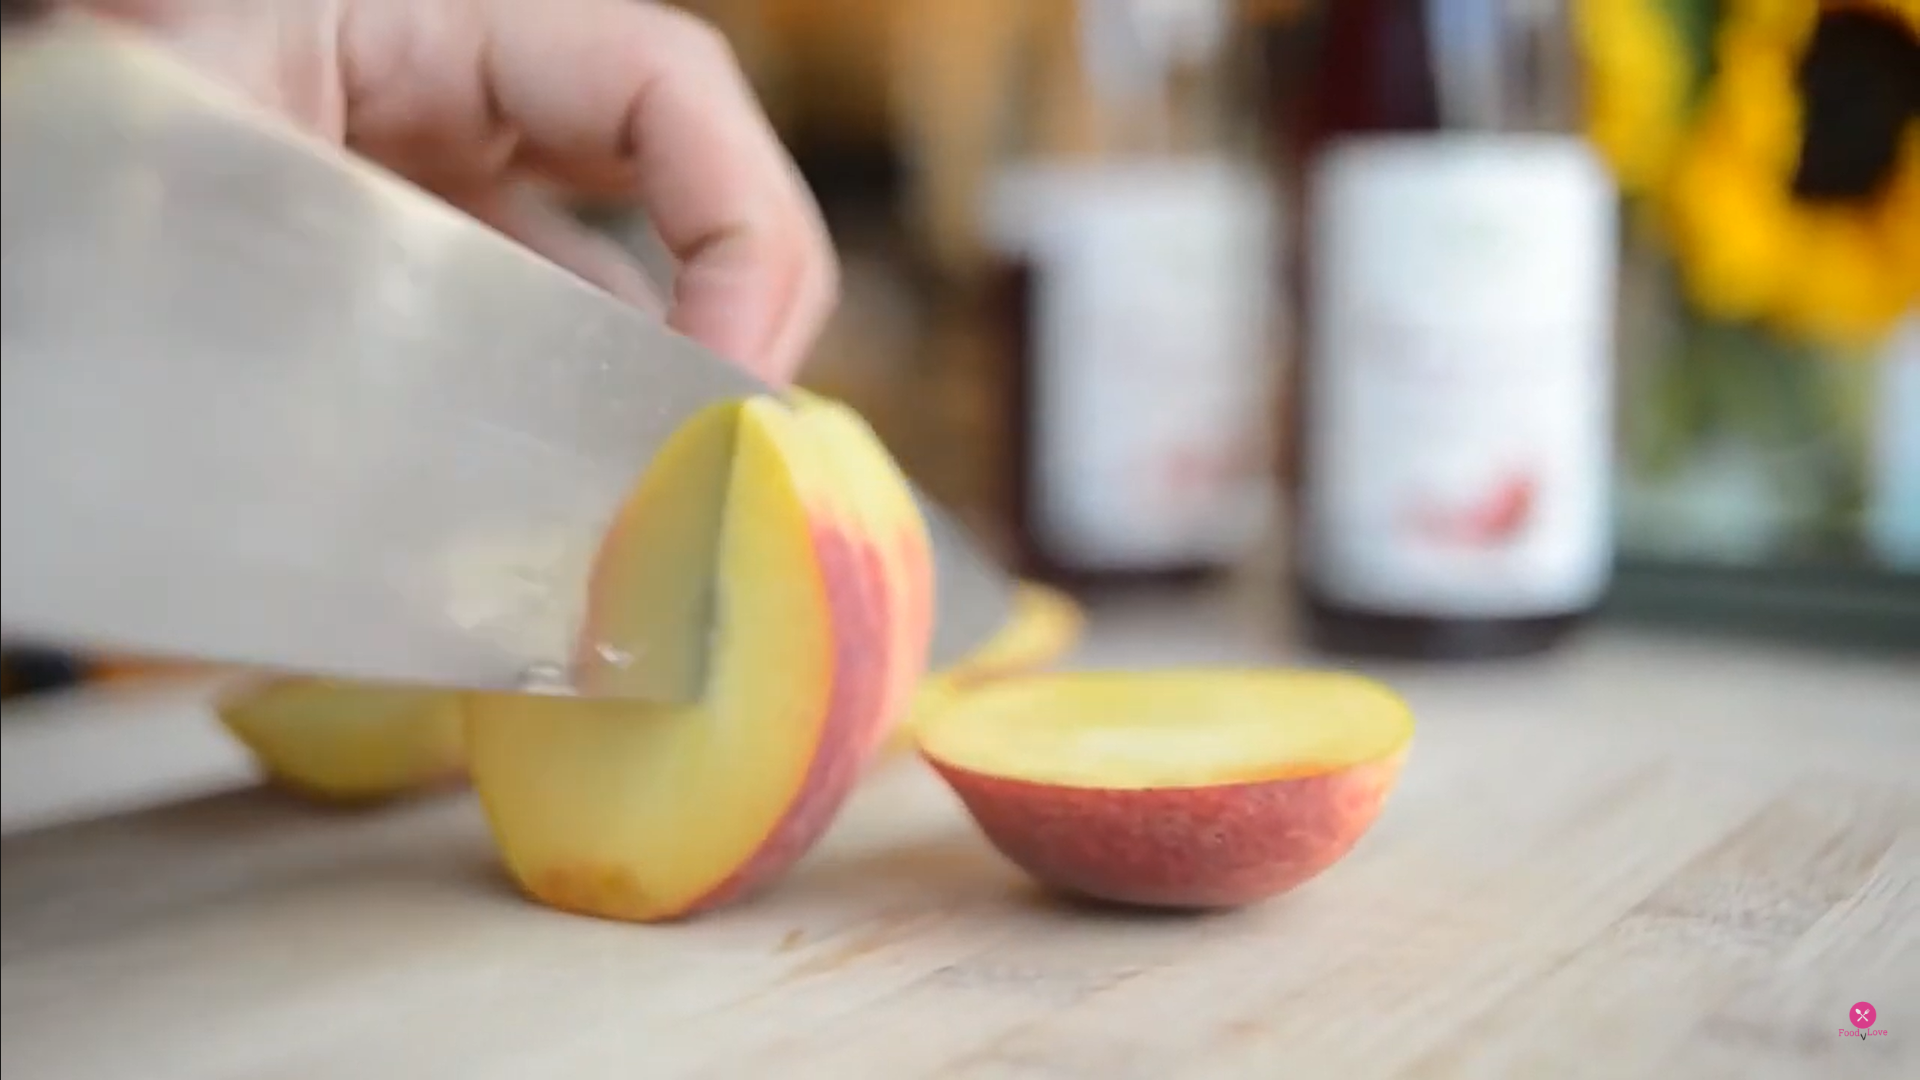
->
[464, 393, 933, 922]
[216, 678, 468, 804]
[882, 581, 1085, 757]
[917, 670, 1413, 909]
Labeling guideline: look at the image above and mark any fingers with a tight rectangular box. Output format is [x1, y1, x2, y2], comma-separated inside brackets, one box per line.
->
[342, 0, 837, 384]
[478, 0, 837, 385]
[72, 0, 348, 132]
[97, 0, 838, 383]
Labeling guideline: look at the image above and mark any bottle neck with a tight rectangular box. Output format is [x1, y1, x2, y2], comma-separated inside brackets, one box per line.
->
[1075, 0, 1235, 159]
[1427, 0, 1580, 133]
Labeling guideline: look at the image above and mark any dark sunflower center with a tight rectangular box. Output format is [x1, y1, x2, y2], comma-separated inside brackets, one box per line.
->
[1791, 7, 1920, 202]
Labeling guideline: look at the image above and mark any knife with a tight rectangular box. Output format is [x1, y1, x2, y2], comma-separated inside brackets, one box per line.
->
[0, 15, 1015, 700]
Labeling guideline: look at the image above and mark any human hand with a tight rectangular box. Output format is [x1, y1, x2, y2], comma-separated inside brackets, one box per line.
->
[75, 0, 838, 384]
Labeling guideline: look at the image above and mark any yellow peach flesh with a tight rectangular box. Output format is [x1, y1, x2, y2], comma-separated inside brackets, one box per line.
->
[919, 670, 1411, 790]
[466, 395, 931, 922]
[217, 678, 468, 803]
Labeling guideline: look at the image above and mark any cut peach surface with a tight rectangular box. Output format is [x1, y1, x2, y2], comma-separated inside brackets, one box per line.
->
[465, 394, 933, 923]
[216, 678, 467, 804]
[917, 670, 1413, 910]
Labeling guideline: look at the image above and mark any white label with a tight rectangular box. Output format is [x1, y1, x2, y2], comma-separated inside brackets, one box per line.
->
[1302, 135, 1618, 616]
[998, 161, 1279, 570]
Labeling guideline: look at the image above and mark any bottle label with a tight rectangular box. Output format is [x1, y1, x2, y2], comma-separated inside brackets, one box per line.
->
[998, 160, 1279, 571]
[1302, 135, 1619, 616]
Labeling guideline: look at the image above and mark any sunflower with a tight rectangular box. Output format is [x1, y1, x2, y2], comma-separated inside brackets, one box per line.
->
[1582, 0, 1920, 351]
[1574, 0, 1697, 194]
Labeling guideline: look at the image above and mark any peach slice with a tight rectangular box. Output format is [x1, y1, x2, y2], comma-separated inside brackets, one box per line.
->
[464, 394, 933, 922]
[216, 678, 468, 804]
[880, 581, 1085, 759]
[917, 670, 1413, 909]
[789, 390, 935, 757]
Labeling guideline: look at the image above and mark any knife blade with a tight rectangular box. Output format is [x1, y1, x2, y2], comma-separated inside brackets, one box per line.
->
[0, 16, 1015, 699]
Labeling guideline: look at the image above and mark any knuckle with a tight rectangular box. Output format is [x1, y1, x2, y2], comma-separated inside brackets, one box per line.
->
[653, 6, 737, 69]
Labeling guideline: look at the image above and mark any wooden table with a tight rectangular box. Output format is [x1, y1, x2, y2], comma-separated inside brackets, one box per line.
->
[3, 589, 1916, 1079]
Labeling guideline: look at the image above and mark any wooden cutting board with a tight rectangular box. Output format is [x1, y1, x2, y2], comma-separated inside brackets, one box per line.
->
[2, 609, 1915, 1079]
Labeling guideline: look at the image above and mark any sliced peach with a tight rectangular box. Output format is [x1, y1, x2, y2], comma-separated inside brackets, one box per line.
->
[917, 670, 1413, 909]
[465, 395, 933, 922]
[791, 391, 935, 755]
[216, 678, 468, 804]
[882, 581, 1086, 757]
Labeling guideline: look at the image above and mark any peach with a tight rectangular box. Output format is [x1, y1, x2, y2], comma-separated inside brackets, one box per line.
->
[916, 669, 1413, 909]
[216, 678, 468, 804]
[464, 394, 933, 922]
[793, 390, 936, 757]
[882, 581, 1085, 757]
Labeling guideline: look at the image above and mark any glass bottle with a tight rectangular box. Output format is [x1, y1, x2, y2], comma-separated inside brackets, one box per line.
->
[1281, 0, 1619, 658]
[983, 0, 1282, 592]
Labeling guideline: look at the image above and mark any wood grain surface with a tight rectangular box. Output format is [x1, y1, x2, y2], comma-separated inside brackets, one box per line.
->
[3, 591, 1915, 1079]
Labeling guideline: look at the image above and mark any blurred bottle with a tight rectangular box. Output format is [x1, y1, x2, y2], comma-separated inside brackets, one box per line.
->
[1280, 0, 1619, 658]
[982, 0, 1280, 591]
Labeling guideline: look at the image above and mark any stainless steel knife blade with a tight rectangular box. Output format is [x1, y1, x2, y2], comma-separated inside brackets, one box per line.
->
[0, 17, 1015, 698]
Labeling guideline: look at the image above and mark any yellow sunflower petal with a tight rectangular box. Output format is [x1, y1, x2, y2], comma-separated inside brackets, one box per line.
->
[1878, 124, 1920, 301]
[1664, 129, 1801, 321]
[1771, 208, 1915, 350]
[1701, 27, 1804, 176]
[1722, 0, 1821, 42]
[1587, 87, 1686, 192]
[1574, 0, 1692, 192]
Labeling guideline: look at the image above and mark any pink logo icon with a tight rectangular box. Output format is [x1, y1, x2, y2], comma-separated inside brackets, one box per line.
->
[1851, 1002, 1877, 1030]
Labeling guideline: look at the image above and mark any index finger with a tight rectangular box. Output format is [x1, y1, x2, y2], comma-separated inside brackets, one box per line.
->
[356, 0, 838, 383]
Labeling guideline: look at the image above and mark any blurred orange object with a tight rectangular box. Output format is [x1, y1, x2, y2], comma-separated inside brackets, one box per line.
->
[86, 655, 225, 685]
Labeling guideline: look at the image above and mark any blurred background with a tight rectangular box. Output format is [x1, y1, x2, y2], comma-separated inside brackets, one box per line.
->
[4, 0, 1917, 701]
